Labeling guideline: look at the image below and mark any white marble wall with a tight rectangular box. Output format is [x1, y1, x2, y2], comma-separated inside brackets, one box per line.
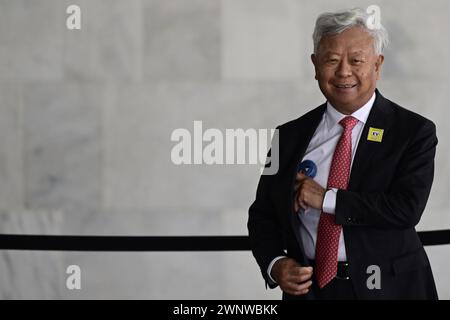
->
[1, 0, 449, 299]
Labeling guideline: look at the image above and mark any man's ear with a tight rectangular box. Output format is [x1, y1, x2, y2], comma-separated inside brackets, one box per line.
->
[375, 54, 384, 79]
[311, 54, 318, 80]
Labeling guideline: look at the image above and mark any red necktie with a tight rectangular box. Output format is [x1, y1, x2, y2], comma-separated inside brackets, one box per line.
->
[315, 116, 359, 289]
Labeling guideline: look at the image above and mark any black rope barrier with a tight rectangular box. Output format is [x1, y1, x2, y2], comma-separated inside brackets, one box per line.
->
[0, 235, 250, 251]
[0, 230, 449, 251]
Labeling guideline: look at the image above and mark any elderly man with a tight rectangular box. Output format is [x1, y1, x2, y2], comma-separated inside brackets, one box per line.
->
[248, 8, 438, 300]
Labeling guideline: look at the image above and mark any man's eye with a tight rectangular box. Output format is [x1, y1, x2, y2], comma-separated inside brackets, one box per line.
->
[353, 59, 364, 64]
[328, 59, 339, 63]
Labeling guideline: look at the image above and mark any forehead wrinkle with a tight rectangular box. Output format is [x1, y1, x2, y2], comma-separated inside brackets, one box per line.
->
[319, 32, 375, 54]
[320, 46, 373, 59]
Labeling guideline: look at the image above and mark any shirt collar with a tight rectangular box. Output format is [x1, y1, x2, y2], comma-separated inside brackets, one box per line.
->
[325, 92, 376, 131]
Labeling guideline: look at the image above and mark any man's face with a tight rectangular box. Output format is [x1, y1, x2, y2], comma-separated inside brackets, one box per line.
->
[311, 27, 384, 114]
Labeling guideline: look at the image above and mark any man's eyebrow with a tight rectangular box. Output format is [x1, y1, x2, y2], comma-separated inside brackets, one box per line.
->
[323, 50, 367, 56]
[349, 50, 366, 55]
[322, 51, 341, 57]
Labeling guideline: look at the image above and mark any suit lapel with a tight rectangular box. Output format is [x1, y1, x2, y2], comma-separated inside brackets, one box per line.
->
[288, 103, 327, 195]
[287, 103, 327, 266]
[348, 89, 394, 190]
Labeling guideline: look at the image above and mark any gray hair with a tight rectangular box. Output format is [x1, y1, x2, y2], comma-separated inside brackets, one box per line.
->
[313, 8, 389, 55]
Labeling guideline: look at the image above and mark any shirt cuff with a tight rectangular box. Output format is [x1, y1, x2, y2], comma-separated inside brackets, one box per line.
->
[322, 188, 338, 214]
[267, 256, 287, 284]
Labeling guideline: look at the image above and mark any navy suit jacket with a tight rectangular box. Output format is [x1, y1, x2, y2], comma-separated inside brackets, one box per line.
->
[248, 89, 438, 299]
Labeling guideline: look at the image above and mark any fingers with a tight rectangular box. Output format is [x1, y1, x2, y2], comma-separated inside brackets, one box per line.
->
[282, 267, 314, 296]
[296, 177, 320, 193]
[295, 172, 311, 188]
[294, 175, 305, 192]
[295, 186, 309, 212]
[289, 266, 313, 282]
[295, 177, 308, 212]
[294, 175, 326, 211]
[274, 261, 314, 296]
[283, 280, 313, 296]
[296, 172, 308, 181]
[295, 173, 308, 192]
[294, 195, 307, 212]
[297, 197, 307, 211]
[290, 266, 313, 277]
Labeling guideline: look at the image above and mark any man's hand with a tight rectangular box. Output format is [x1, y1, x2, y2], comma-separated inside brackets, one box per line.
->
[271, 257, 313, 296]
[294, 172, 326, 212]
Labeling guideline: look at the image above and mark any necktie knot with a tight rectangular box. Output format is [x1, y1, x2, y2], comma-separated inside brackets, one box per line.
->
[339, 116, 359, 131]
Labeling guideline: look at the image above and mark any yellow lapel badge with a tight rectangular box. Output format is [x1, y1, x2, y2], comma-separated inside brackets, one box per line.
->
[367, 127, 384, 142]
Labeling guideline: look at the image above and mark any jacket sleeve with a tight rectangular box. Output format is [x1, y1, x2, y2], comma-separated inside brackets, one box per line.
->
[248, 130, 286, 288]
[335, 120, 438, 229]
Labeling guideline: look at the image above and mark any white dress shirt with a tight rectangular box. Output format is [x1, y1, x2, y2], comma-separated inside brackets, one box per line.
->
[267, 92, 376, 283]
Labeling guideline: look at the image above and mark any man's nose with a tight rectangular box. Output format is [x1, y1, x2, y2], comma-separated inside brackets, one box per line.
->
[335, 60, 352, 78]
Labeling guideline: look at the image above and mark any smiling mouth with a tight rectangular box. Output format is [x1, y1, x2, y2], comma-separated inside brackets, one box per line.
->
[334, 84, 357, 89]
